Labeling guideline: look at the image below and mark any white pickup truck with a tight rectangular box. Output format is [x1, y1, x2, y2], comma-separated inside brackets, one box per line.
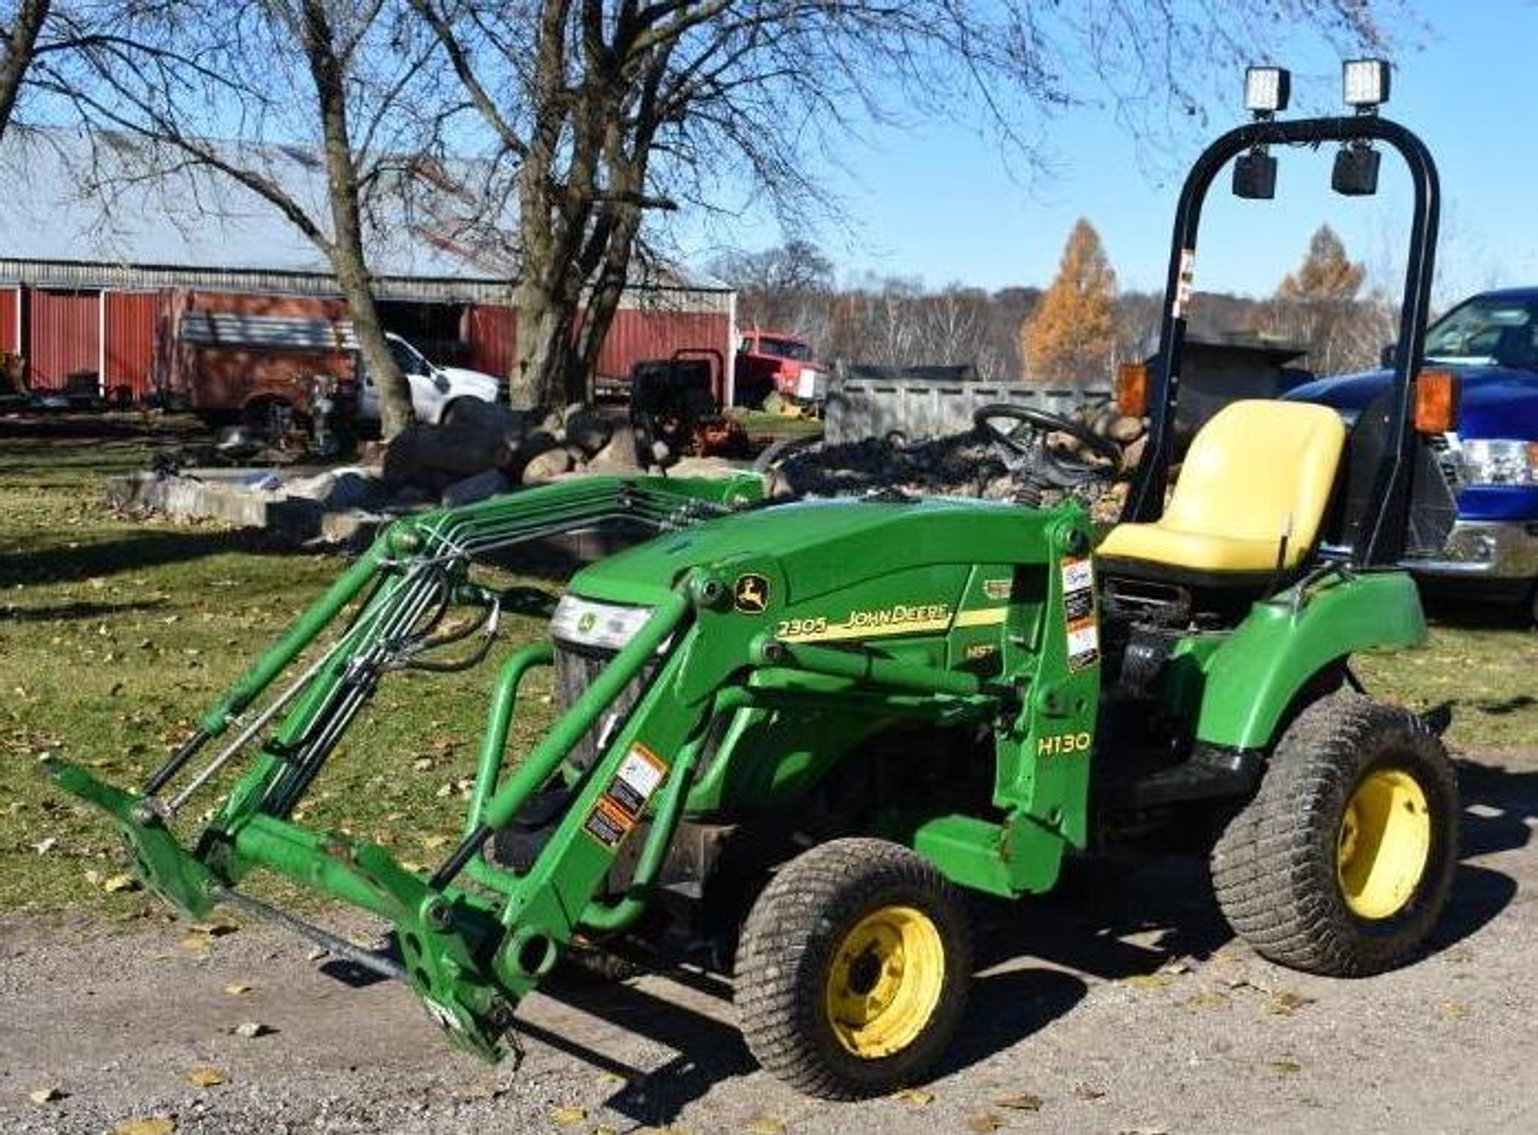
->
[356, 333, 505, 426]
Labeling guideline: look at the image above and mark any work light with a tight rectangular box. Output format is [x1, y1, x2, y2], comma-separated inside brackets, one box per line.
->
[1343, 59, 1391, 109]
[1234, 148, 1278, 199]
[1244, 66, 1291, 115]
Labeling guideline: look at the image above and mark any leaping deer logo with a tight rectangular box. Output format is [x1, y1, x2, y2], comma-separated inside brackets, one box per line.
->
[733, 574, 770, 613]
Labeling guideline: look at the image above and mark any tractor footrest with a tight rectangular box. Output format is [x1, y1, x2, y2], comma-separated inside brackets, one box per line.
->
[1116, 746, 1263, 809]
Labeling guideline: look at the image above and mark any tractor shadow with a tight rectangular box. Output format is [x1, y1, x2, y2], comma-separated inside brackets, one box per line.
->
[970, 753, 1531, 987]
[524, 756, 1531, 1124]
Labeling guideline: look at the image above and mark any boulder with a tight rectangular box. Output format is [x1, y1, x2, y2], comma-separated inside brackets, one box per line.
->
[442, 468, 513, 507]
[562, 407, 614, 456]
[1108, 414, 1146, 442]
[584, 419, 643, 474]
[381, 421, 513, 490]
[521, 446, 574, 483]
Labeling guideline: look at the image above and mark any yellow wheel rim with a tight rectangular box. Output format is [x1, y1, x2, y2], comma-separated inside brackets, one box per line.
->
[1337, 768, 1432, 920]
[824, 905, 945, 1059]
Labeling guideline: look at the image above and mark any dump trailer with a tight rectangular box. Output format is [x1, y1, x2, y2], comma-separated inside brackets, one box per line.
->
[54, 68, 1463, 1099]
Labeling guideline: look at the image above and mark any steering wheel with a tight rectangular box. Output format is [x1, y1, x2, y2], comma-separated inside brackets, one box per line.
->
[973, 404, 1123, 469]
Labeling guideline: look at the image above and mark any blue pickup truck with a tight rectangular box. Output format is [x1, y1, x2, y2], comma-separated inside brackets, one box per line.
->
[1285, 287, 1538, 621]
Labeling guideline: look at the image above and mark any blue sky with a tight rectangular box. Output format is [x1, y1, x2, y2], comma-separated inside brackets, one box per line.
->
[684, 2, 1534, 307]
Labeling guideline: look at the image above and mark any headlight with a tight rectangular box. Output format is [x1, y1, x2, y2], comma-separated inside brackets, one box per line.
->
[1460, 439, 1538, 486]
[551, 595, 654, 651]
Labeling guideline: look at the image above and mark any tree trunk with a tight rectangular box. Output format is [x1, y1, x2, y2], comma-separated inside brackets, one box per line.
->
[300, 0, 412, 440]
[0, 0, 51, 138]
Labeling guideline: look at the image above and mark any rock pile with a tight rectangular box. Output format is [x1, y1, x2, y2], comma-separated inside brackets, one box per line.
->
[382, 402, 642, 506]
[771, 400, 1148, 522]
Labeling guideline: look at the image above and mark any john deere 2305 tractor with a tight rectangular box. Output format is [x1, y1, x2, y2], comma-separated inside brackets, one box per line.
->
[52, 64, 1464, 1098]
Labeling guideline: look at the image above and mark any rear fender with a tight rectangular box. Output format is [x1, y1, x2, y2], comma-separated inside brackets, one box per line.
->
[1192, 572, 1425, 751]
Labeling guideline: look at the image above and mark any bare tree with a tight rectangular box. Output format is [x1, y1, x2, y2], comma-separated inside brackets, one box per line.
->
[413, 1, 1401, 409]
[30, 2, 432, 438]
[712, 240, 834, 340]
[0, 0, 50, 138]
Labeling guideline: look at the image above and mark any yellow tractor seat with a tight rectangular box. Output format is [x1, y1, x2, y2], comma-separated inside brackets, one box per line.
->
[1098, 400, 1347, 587]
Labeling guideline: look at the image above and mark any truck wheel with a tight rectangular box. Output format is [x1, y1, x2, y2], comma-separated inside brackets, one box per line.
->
[1210, 692, 1458, 976]
[735, 837, 971, 1099]
[243, 396, 294, 443]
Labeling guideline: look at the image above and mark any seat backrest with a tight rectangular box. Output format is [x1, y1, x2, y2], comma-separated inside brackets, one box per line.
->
[1161, 399, 1346, 551]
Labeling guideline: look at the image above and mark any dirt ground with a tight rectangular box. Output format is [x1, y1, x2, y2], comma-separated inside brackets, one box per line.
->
[2, 748, 1536, 1135]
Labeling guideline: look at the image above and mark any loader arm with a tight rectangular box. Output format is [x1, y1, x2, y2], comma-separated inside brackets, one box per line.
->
[45, 473, 771, 1058]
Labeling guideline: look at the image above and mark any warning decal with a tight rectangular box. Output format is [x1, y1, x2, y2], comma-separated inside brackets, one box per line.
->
[583, 797, 632, 849]
[1060, 556, 1099, 670]
[582, 742, 670, 851]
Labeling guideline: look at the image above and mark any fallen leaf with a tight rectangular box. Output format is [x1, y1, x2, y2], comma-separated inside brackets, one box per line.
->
[965, 1115, 1005, 1132]
[189, 920, 238, 938]
[743, 1116, 786, 1135]
[892, 1088, 935, 1107]
[1265, 991, 1316, 1016]
[1122, 973, 1172, 990]
[102, 873, 141, 894]
[550, 1106, 588, 1125]
[185, 1066, 229, 1088]
[1441, 1001, 1470, 1020]
[113, 1119, 176, 1135]
[29, 1086, 66, 1104]
[223, 984, 252, 996]
[1184, 991, 1229, 1012]
[422, 834, 451, 850]
[180, 934, 210, 952]
[1270, 1060, 1303, 1076]
[232, 1021, 272, 1038]
[31, 836, 58, 856]
[995, 1092, 1043, 1112]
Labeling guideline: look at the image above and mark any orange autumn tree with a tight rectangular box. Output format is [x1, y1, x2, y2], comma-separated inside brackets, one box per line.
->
[1022, 218, 1119, 383]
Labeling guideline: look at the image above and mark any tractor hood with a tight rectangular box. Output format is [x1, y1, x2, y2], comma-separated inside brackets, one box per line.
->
[567, 495, 1079, 611]
[1285, 365, 1538, 440]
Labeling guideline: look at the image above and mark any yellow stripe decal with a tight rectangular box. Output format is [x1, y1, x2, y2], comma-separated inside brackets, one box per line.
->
[952, 608, 1007, 628]
[779, 617, 953, 643]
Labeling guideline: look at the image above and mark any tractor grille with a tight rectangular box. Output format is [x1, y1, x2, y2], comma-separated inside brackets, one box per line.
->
[552, 640, 658, 771]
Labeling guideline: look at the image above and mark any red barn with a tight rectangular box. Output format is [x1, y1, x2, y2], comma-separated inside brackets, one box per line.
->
[0, 133, 736, 407]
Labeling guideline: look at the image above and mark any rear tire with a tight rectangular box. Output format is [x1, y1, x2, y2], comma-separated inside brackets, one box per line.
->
[1211, 692, 1458, 976]
[735, 838, 972, 1100]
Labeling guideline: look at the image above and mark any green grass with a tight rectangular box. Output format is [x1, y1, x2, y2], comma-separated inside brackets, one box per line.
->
[0, 417, 554, 918]
[1, 416, 1534, 919]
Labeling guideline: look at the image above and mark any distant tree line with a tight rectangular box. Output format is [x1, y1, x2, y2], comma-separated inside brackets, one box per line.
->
[714, 220, 1394, 386]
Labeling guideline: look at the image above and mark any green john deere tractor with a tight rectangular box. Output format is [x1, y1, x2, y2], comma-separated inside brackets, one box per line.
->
[52, 70, 1462, 1099]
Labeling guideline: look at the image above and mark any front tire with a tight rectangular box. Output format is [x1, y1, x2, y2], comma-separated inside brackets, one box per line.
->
[735, 838, 972, 1100]
[1211, 692, 1459, 976]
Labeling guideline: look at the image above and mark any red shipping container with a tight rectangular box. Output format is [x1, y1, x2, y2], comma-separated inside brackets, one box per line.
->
[28, 289, 100, 392]
[466, 304, 516, 378]
[0, 287, 19, 355]
[595, 308, 729, 384]
[104, 291, 162, 399]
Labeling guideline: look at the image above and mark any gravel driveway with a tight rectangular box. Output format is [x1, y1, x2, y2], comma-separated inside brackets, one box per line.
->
[3, 751, 1535, 1135]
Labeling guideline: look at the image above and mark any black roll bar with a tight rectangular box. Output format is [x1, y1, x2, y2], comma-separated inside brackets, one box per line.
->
[1121, 115, 1440, 569]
